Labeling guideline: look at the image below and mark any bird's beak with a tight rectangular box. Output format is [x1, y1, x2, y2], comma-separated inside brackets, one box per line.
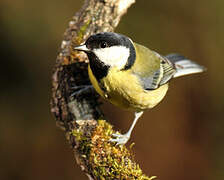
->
[74, 44, 90, 52]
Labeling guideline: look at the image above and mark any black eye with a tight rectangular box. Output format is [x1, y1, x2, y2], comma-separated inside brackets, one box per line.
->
[100, 41, 108, 48]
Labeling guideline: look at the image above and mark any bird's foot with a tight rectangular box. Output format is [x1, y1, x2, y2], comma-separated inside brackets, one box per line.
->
[70, 85, 94, 97]
[110, 133, 130, 145]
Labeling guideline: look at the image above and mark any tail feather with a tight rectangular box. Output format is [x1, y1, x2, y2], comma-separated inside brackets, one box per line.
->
[165, 54, 206, 78]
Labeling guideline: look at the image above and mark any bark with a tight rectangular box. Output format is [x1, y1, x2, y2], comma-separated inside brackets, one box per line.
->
[51, 0, 154, 179]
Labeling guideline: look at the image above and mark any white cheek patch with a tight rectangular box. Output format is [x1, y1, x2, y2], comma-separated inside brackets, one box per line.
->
[93, 46, 130, 69]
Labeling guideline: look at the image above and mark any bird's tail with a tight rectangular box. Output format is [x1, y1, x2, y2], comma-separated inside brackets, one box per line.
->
[165, 54, 206, 78]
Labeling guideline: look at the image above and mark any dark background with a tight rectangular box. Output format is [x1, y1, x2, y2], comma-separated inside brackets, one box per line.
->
[1, 0, 223, 179]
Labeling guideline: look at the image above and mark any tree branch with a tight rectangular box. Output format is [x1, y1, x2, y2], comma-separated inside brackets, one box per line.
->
[51, 0, 154, 179]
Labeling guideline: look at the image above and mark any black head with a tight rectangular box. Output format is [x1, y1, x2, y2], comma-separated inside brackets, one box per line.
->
[85, 32, 133, 51]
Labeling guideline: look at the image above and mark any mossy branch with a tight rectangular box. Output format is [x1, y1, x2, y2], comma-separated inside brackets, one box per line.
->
[51, 0, 154, 179]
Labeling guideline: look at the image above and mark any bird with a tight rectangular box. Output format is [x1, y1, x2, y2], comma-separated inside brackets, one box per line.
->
[73, 32, 205, 145]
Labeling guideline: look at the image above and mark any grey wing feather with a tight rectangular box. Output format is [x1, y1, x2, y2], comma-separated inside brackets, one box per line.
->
[165, 53, 206, 78]
[165, 54, 186, 63]
[141, 69, 162, 90]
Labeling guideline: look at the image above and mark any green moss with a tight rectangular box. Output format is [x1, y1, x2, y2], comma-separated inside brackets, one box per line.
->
[71, 120, 155, 180]
[75, 19, 91, 44]
[71, 128, 92, 159]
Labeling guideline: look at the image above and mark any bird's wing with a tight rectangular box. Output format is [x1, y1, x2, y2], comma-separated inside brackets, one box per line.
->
[131, 43, 176, 90]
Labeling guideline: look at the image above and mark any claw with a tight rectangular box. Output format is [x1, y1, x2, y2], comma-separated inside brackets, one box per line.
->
[109, 133, 130, 145]
[111, 133, 123, 137]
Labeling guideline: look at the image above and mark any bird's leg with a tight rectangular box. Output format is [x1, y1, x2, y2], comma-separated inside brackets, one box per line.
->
[110, 111, 144, 145]
[70, 85, 94, 97]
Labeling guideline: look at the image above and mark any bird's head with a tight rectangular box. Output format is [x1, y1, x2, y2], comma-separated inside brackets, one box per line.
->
[74, 32, 136, 70]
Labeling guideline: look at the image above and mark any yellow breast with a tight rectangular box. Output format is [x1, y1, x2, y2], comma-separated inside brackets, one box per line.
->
[88, 65, 168, 112]
[88, 65, 105, 97]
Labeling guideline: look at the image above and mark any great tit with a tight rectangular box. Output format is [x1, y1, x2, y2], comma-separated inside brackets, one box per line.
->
[74, 32, 205, 145]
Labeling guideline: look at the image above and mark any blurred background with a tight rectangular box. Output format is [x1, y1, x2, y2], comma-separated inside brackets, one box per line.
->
[1, 0, 223, 179]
